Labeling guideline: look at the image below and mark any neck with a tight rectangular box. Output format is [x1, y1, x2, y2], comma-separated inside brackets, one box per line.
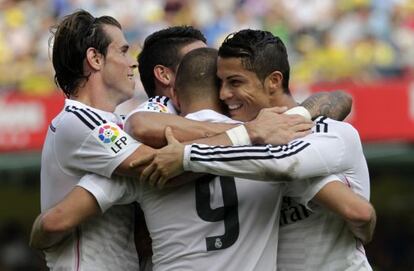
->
[154, 87, 181, 111]
[269, 92, 298, 109]
[71, 81, 118, 113]
[153, 83, 173, 98]
[180, 99, 224, 117]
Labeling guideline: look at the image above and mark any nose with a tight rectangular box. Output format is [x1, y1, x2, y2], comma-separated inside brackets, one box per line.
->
[219, 84, 233, 101]
[129, 55, 138, 69]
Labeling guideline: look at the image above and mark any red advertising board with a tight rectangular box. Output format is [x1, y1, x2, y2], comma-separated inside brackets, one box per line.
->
[309, 77, 414, 142]
[1, 77, 414, 152]
[0, 92, 64, 152]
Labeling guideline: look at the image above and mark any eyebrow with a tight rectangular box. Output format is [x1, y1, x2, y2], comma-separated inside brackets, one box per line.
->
[226, 75, 244, 80]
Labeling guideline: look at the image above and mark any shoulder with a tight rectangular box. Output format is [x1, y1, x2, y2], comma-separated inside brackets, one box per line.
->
[313, 116, 358, 134]
[139, 96, 176, 113]
[63, 104, 111, 130]
[313, 116, 361, 145]
[54, 105, 115, 146]
[125, 96, 177, 121]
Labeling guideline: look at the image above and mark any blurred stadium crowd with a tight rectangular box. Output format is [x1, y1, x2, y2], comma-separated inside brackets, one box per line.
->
[1, 0, 414, 96]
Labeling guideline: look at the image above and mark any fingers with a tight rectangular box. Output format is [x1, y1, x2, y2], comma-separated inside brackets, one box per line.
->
[165, 126, 179, 145]
[140, 162, 165, 188]
[148, 169, 161, 187]
[140, 162, 156, 183]
[130, 153, 155, 168]
[286, 123, 313, 141]
[260, 108, 313, 126]
[267, 106, 288, 114]
[141, 162, 174, 188]
[294, 122, 314, 132]
[286, 115, 313, 126]
[292, 130, 312, 140]
[157, 176, 169, 189]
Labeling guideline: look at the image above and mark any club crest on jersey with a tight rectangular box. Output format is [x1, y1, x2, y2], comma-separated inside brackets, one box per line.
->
[95, 123, 129, 154]
[98, 124, 120, 143]
[146, 101, 168, 113]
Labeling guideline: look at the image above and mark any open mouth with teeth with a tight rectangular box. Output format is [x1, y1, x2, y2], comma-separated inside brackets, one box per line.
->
[228, 104, 242, 110]
[227, 104, 242, 113]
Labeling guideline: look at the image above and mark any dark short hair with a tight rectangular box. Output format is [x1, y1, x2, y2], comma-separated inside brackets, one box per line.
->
[175, 47, 219, 103]
[138, 26, 206, 97]
[51, 10, 121, 98]
[218, 29, 291, 94]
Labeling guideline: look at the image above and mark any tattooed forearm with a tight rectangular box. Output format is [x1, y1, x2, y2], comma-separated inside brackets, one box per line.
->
[300, 91, 352, 120]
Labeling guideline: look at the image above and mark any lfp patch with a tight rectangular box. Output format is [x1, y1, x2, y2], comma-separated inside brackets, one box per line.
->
[98, 124, 120, 143]
[146, 101, 168, 113]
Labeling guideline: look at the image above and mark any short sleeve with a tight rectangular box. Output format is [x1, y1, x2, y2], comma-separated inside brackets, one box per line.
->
[77, 174, 141, 212]
[75, 122, 141, 178]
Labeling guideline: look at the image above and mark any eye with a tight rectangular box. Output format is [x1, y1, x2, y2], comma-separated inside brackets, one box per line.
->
[230, 80, 242, 87]
[120, 46, 129, 55]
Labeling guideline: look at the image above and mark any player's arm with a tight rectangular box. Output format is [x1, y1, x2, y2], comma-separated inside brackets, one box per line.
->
[29, 187, 101, 250]
[130, 106, 316, 186]
[135, 122, 353, 187]
[127, 90, 349, 147]
[126, 107, 313, 148]
[182, 134, 342, 181]
[30, 174, 140, 250]
[85, 125, 187, 179]
[312, 181, 376, 244]
[114, 144, 156, 177]
[59, 115, 157, 179]
[126, 112, 235, 148]
[183, 119, 362, 182]
[300, 90, 352, 121]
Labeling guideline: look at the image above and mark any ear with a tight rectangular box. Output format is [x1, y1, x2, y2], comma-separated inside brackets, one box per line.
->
[265, 71, 283, 95]
[86, 47, 103, 71]
[154, 65, 174, 87]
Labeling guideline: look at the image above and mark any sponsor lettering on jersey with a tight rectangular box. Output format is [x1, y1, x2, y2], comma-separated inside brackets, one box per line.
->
[280, 197, 312, 227]
[95, 123, 129, 154]
[146, 101, 168, 113]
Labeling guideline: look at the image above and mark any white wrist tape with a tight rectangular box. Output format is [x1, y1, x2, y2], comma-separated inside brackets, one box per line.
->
[225, 125, 252, 145]
[284, 106, 312, 120]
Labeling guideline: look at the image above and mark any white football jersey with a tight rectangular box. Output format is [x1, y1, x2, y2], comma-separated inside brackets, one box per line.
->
[40, 99, 141, 270]
[182, 117, 372, 270]
[278, 119, 371, 270]
[41, 99, 141, 210]
[78, 110, 331, 271]
[183, 117, 367, 184]
[44, 204, 138, 271]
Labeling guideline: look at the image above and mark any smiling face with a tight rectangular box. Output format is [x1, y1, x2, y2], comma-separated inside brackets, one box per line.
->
[101, 24, 137, 104]
[217, 56, 272, 122]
